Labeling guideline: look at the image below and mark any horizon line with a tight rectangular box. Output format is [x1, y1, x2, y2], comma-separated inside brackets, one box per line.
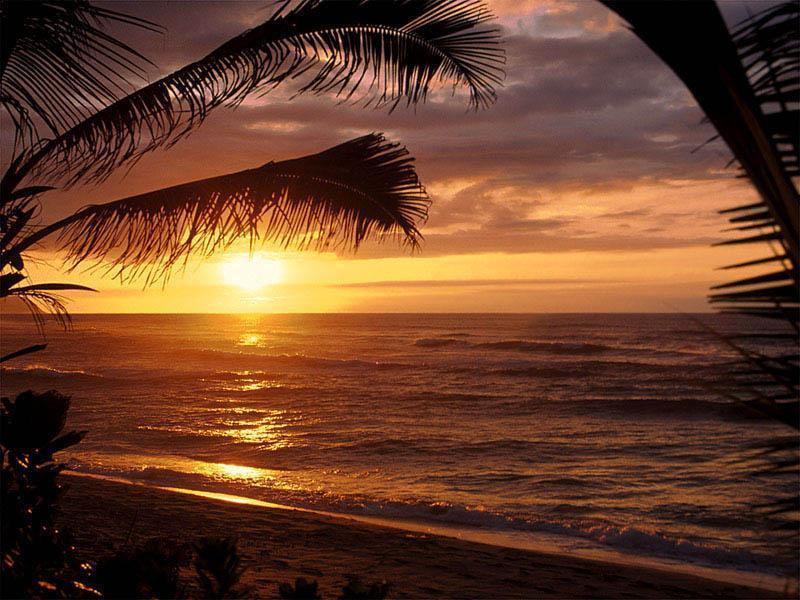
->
[3, 310, 719, 316]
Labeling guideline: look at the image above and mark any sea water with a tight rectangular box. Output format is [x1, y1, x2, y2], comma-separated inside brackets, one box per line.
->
[2, 313, 795, 583]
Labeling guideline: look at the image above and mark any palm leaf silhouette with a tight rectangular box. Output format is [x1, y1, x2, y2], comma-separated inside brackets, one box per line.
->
[5, 0, 503, 190]
[0, 0, 158, 143]
[602, 0, 798, 564]
[6, 134, 428, 285]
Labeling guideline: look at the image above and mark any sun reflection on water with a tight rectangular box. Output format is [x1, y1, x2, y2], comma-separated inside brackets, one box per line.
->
[238, 333, 263, 346]
[220, 412, 291, 447]
[70, 451, 287, 486]
[205, 462, 266, 481]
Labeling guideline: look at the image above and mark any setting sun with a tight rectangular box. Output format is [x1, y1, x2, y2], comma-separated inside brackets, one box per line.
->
[220, 254, 284, 291]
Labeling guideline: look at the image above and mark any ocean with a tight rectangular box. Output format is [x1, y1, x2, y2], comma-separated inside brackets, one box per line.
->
[1, 313, 795, 583]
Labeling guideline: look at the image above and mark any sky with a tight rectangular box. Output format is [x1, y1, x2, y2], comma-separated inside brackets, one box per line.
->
[5, 0, 769, 313]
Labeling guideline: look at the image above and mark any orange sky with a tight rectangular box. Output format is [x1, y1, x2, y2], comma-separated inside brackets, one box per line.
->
[2, 0, 767, 313]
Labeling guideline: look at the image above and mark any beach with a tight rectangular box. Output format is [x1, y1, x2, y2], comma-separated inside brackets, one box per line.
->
[61, 474, 785, 599]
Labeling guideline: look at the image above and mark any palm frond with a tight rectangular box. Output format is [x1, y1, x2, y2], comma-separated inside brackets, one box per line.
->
[602, 0, 799, 565]
[731, 0, 799, 177]
[7, 0, 503, 189]
[11, 289, 74, 332]
[0, 343, 48, 364]
[0, 0, 158, 140]
[10, 134, 428, 285]
[598, 0, 800, 400]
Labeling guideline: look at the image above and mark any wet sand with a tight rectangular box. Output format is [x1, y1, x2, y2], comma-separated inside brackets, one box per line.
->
[61, 474, 787, 599]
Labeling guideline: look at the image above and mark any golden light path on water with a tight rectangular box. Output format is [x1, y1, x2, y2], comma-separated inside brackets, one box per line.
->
[137, 407, 295, 449]
[70, 452, 283, 483]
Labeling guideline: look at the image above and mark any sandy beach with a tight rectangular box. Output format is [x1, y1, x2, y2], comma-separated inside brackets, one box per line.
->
[60, 474, 786, 599]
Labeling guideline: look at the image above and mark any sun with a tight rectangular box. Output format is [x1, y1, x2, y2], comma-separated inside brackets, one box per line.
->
[221, 254, 284, 291]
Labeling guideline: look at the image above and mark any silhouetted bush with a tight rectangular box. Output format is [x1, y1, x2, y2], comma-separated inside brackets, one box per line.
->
[340, 575, 391, 600]
[0, 390, 95, 597]
[279, 577, 322, 600]
[194, 536, 250, 598]
[95, 538, 186, 598]
[278, 575, 392, 600]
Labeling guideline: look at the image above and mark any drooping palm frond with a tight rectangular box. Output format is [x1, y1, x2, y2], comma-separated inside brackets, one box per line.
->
[0, 0, 158, 141]
[6, 134, 428, 285]
[731, 1, 799, 178]
[601, 0, 799, 566]
[6, 0, 503, 191]
[0, 343, 48, 364]
[0, 273, 95, 333]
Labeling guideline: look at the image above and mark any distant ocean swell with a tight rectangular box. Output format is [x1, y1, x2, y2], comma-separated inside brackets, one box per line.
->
[413, 336, 713, 358]
[1, 366, 749, 420]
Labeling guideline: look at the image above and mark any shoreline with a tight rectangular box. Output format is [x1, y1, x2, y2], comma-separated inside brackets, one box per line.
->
[61, 472, 788, 598]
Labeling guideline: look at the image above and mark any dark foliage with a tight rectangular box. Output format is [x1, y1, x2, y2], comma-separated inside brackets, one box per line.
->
[0, 390, 95, 598]
[193, 536, 250, 599]
[21, 134, 429, 286]
[278, 575, 392, 599]
[0, 0, 501, 335]
[3, 0, 503, 190]
[279, 577, 323, 600]
[340, 575, 391, 600]
[0, 0, 158, 148]
[95, 538, 186, 599]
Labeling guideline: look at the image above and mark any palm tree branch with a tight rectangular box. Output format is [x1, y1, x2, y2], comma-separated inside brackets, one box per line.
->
[5, 134, 429, 285]
[4, 0, 503, 192]
[0, 0, 159, 141]
[601, 0, 799, 269]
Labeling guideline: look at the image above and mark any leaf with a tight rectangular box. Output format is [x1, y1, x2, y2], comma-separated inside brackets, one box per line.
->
[1, 0, 159, 140]
[7, 185, 56, 201]
[0, 206, 35, 257]
[8, 253, 23, 270]
[13, 0, 503, 187]
[19, 134, 428, 285]
[0, 272, 25, 296]
[48, 430, 87, 454]
[8, 283, 97, 294]
[0, 343, 47, 363]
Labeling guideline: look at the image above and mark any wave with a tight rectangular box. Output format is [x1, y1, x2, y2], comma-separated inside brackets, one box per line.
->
[414, 337, 611, 354]
[475, 340, 610, 355]
[492, 360, 720, 378]
[414, 337, 470, 348]
[556, 398, 757, 420]
[578, 524, 762, 569]
[488, 365, 574, 378]
[183, 349, 410, 371]
[65, 461, 771, 573]
[412, 337, 724, 361]
[0, 365, 105, 383]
